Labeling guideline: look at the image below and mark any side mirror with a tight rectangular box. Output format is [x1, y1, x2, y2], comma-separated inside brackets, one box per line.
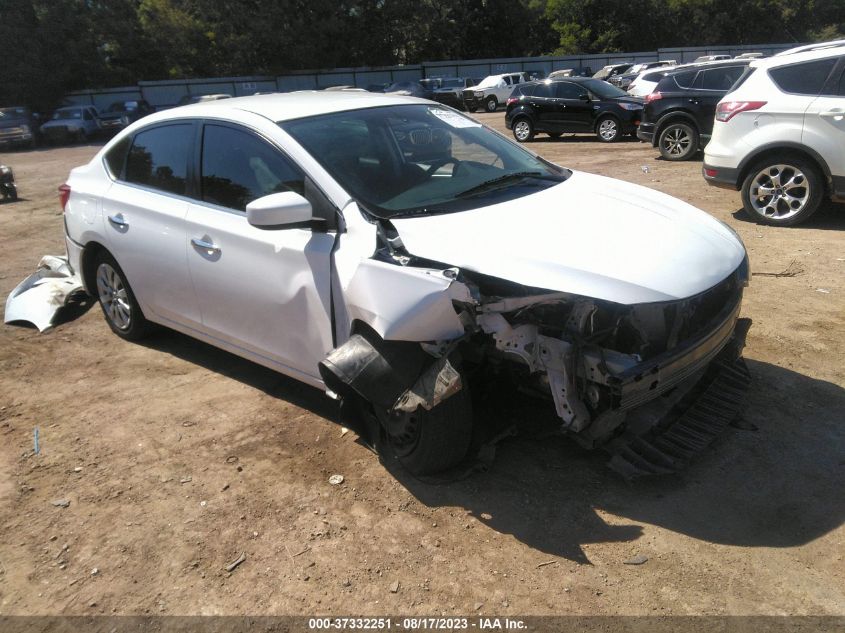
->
[246, 191, 312, 228]
[579, 93, 590, 101]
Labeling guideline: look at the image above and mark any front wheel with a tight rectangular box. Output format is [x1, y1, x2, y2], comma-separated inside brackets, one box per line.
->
[484, 96, 498, 113]
[94, 252, 150, 340]
[512, 118, 534, 142]
[467, 106, 478, 113]
[596, 116, 621, 142]
[374, 386, 473, 476]
[658, 122, 699, 160]
[741, 157, 823, 226]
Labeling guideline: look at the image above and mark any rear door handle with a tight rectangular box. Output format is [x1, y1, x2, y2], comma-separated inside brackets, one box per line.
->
[820, 110, 844, 119]
[191, 237, 221, 253]
[107, 213, 128, 228]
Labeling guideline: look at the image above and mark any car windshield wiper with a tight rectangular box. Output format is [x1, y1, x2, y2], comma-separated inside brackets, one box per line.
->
[455, 171, 561, 199]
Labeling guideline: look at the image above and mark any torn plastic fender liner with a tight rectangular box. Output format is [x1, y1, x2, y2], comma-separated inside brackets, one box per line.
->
[343, 259, 472, 342]
[319, 330, 464, 412]
[4, 256, 84, 332]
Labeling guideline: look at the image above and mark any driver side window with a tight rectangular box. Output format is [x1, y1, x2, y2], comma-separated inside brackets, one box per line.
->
[201, 124, 304, 211]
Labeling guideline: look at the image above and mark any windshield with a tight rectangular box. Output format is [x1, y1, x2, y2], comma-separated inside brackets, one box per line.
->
[581, 79, 628, 99]
[281, 104, 569, 220]
[53, 108, 81, 120]
[477, 76, 504, 89]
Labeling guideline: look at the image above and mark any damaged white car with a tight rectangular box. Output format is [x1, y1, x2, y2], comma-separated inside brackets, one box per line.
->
[56, 92, 751, 476]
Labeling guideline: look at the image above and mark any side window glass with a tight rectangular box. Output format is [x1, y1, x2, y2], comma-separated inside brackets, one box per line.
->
[124, 124, 193, 196]
[532, 83, 553, 98]
[701, 66, 746, 91]
[104, 136, 131, 179]
[839, 68, 845, 96]
[503, 76, 512, 86]
[554, 82, 585, 99]
[673, 70, 698, 89]
[201, 124, 304, 212]
[83, 109, 93, 121]
[769, 58, 837, 95]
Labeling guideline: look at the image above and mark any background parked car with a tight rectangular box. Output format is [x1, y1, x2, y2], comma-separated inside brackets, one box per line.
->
[592, 63, 634, 80]
[548, 67, 593, 78]
[627, 68, 676, 96]
[97, 100, 154, 134]
[609, 60, 677, 90]
[637, 60, 750, 160]
[704, 43, 845, 226]
[40, 106, 100, 144]
[384, 81, 435, 100]
[177, 93, 231, 106]
[431, 77, 478, 110]
[693, 54, 732, 63]
[506, 77, 643, 143]
[463, 72, 530, 112]
[0, 106, 40, 149]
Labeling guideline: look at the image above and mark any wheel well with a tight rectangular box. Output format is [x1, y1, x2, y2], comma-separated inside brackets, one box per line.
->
[80, 241, 108, 296]
[654, 113, 698, 146]
[739, 148, 831, 195]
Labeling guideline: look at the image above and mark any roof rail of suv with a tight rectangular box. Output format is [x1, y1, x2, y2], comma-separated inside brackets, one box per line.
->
[775, 40, 845, 56]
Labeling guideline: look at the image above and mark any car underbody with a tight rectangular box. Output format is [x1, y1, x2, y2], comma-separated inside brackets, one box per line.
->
[321, 224, 752, 478]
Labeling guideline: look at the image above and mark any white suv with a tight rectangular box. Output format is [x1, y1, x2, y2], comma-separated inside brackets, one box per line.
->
[703, 44, 845, 226]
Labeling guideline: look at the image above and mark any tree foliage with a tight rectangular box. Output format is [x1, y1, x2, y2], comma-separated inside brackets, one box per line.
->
[0, 0, 842, 109]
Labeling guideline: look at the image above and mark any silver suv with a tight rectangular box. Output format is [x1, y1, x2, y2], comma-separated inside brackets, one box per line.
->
[703, 43, 845, 226]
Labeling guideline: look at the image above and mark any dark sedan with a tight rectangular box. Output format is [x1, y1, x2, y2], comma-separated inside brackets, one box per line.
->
[97, 100, 154, 134]
[505, 78, 643, 143]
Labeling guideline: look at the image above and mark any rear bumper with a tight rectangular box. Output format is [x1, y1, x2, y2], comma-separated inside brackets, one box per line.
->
[703, 163, 741, 190]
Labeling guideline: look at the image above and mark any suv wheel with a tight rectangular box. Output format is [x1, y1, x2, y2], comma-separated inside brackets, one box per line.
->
[596, 116, 621, 142]
[484, 96, 498, 112]
[94, 252, 150, 340]
[658, 122, 698, 160]
[512, 118, 534, 142]
[741, 158, 823, 226]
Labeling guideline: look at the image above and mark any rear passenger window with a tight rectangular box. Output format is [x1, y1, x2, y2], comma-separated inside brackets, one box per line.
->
[201, 124, 304, 212]
[532, 83, 554, 98]
[700, 66, 746, 91]
[554, 82, 586, 99]
[769, 58, 837, 95]
[673, 71, 698, 89]
[104, 136, 131, 179]
[124, 124, 193, 196]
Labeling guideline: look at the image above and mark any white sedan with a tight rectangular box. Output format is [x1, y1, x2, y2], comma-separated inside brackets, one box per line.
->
[59, 92, 752, 476]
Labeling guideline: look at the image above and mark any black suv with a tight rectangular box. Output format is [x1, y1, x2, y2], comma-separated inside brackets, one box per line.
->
[637, 61, 750, 161]
[505, 78, 643, 143]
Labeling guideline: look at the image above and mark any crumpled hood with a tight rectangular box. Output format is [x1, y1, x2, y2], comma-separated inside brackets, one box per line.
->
[390, 171, 747, 305]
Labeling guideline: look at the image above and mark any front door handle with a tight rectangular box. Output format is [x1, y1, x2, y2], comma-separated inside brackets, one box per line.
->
[820, 110, 844, 119]
[107, 213, 128, 228]
[191, 237, 221, 253]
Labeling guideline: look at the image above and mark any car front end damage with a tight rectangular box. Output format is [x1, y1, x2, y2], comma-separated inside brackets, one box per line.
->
[321, 233, 751, 478]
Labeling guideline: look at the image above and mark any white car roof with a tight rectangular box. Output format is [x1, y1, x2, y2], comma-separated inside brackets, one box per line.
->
[757, 44, 845, 68]
[144, 91, 432, 125]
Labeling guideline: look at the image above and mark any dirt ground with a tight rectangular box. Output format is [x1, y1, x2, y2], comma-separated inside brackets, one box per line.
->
[0, 111, 843, 618]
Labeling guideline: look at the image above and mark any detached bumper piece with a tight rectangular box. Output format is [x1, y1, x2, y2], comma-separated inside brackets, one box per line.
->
[607, 319, 752, 479]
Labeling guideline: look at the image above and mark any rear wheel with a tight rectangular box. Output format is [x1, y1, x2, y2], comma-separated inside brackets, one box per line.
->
[741, 157, 823, 226]
[373, 384, 473, 476]
[94, 251, 150, 340]
[658, 121, 698, 160]
[512, 118, 534, 142]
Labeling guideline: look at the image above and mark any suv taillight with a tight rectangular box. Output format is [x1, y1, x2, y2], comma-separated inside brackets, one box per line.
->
[59, 184, 71, 212]
[645, 91, 662, 104]
[716, 101, 766, 122]
[506, 97, 518, 106]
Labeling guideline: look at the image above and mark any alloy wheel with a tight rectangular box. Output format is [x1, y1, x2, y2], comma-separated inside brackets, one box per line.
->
[96, 262, 132, 330]
[513, 120, 532, 141]
[661, 126, 692, 157]
[749, 164, 810, 220]
[598, 119, 618, 141]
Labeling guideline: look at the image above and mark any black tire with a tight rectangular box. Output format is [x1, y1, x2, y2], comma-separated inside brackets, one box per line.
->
[93, 251, 151, 341]
[740, 156, 824, 227]
[484, 96, 498, 113]
[8, 186, 17, 201]
[658, 121, 699, 161]
[511, 117, 535, 142]
[595, 115, 621, 142]
[467, 106, 478, 113]
[375, 384, 473, 476]
[548, 132, 563, 139]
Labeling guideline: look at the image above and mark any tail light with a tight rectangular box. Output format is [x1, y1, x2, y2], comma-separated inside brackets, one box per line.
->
[506, 97, 518, 106]
[59, 184, 71, 213]
[716, 101, 766, 122]
[645, 91, 662, 104]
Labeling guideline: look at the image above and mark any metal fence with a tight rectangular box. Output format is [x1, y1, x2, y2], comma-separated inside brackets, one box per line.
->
[63, 42, 799, 111]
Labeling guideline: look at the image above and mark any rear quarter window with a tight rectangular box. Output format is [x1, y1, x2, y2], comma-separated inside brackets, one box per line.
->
[769, 58, 837, 95]
[104, 136, 131, 179]
[726, 67, 757, 94]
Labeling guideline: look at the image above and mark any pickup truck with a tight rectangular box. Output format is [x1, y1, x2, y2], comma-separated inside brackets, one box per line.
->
[463, 72, 530, 113]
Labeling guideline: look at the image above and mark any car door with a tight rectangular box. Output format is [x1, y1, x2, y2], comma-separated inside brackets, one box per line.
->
[527, 82, 559, 129]
[555, 81, 593, 130]
[690, 65, 747, 137]
[803, 56, 845, 188]
[184, 121, 335, 380]
[101, 121, 201, 326]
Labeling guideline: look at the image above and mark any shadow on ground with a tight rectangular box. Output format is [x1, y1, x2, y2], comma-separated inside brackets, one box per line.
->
[138, 330, 845, 563]
[731, 201, 845, 230]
